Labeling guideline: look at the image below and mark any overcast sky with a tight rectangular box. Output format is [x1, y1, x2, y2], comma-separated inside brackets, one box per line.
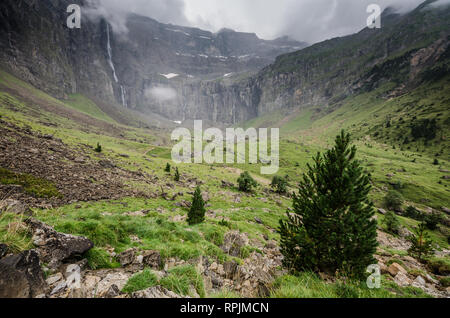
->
[87, 0, 447, 43]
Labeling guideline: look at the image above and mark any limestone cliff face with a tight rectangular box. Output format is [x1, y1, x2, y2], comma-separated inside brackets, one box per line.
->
[0, 0, 305, 124]
[251, 4, 450, 116]
[0, 0, 113, 102]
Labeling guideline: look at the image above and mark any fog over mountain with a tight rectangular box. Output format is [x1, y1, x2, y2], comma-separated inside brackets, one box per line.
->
[87, 0, 432, 43]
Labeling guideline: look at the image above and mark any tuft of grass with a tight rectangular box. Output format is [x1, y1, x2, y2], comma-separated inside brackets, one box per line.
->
[426, 257, 450, 276]
[122, 269, 158, 294]
[209, 290, 242, 298]
[0, 213, 33, 253]
[160, 265, 205, 298]
[0, 168, 62, 199]
[439, 276, 450, 288]
[85, 248, 121, 270]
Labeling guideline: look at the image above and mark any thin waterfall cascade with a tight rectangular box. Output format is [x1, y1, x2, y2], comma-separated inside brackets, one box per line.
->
[120, 85, 128, 108]
[106, 24, 119, 83]
[106, 23, 128, 108]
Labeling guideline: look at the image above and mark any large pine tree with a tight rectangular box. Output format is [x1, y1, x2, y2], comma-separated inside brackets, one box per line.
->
[188, 186, 206, 225]
[279, 130, 378, 278]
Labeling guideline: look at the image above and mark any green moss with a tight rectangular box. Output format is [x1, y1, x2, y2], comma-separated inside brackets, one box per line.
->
[0, 168, 62, 199]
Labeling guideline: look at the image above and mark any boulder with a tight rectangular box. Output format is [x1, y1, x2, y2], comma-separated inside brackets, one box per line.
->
[223, 261, 238, 279]
[25, 218, 94, 269]
[51, 281, 67, 295]
[254, 217, 264, 225]
[0, 244, 8, 259]
[142, 250, 162, 269]
[221, 231, 249, 257]
[0, 199, 32, 216]
[412, 276, 426, 288]
[442, 207, 450, 215]
[46, 273, 63, 286]
[132, 286, 183, 298]
[118, 248, 137, 267]
[81, 275, 101, 298]
[388, 263, 407, 277]
[96, 272, 130, 297]
[0, 250, 46, 298]
[377, 208, 387, 215]
[65, 264, 81, 290]
[394, 272, 412, 287]
[399, 227, 413, 238]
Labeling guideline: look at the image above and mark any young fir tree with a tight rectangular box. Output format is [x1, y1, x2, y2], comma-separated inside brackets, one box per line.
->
[383, 211, 401, 235]
[165, 163, 171, 173]
[278, 130, 378, 278]
[237, 171, 258, 193]
[408, 223, 434, 262]
[174, 167, 180, 182]
[94, 142, 102, 153]
[271, 176, 288, 194]
[188, 186, 206, 225]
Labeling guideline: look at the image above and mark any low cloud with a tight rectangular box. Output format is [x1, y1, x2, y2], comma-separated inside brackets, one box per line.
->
[84, 0, 188, 35]
[84, 0, 436, 43]
[430, 0, 450, 7]
[145, 86, 178, 102]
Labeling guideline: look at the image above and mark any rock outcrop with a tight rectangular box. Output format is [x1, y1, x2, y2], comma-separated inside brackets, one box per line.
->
[0, 250, 46, 298]
[25, 218, 94, 269]
[0, 199, 32, 216]
[132, 286, 184, 299]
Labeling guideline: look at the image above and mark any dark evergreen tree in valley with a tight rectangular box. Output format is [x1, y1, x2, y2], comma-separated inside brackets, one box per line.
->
[165, 163, 171, 173]
[174, 167, 180, 182]
[237, 171, 258, 193]
[187, 186, 206, 225]
[94, 142, 102, 153]
[271, 176, 288, 194]
[278, 130, 378, 279]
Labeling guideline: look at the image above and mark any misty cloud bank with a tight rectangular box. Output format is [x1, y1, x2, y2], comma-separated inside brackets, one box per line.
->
[145, 86, 178, 102]
[85, 0, 448, 43]
[84, 0, 188, 34]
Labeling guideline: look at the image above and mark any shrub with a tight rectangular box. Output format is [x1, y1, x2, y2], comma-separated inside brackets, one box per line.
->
[165, 163, 171, 173]
[411, 118, 438, 141]
[404, 206, 424, 221]
[279, 131, 377, 279]
[237, 171, 258, 193]
[424, 212, 443, 231]
[427, 257, 450, 276]
[384, 190, 403, 211]
[383, 211, 401, 235]
[187, 187, 206, 225]
[433, 159, 439, 165]
[407, 223, 434, 262]
[271, 176, 288, 194]
[94, 142, 102, 153]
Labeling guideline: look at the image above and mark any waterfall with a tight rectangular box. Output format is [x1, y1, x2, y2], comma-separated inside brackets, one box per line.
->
[120, 85, 127, 108]
[106, 24, 118, 83]
[106, 23, 128, 108]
